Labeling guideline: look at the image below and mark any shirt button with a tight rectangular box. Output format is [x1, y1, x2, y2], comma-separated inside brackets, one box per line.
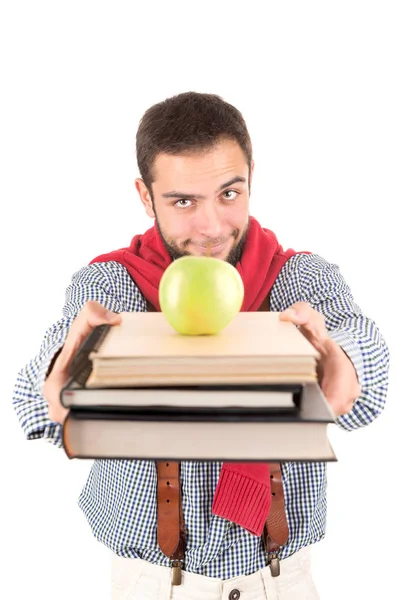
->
[229, 590, 241, 600]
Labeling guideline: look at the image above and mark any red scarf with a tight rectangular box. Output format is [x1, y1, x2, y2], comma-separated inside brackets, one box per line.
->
[90, 216, 298, 536]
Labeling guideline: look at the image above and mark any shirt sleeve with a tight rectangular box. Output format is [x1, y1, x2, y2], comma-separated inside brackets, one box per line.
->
[12, 262, 136, 447]
[271, 253, 390, 432]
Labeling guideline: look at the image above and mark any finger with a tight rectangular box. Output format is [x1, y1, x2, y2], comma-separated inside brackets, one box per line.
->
[280, 302, 315, 325]
[71, 300, 121, 338]
[48, 394, 70, 424]
[280, 303, 328, 346]
[43, 370, 70, 424]
[325, 394, 355, 418]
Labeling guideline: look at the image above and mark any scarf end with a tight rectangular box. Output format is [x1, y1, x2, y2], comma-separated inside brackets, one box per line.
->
[211, 466, 272, 536]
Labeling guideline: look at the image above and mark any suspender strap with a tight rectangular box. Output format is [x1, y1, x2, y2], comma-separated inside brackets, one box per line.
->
[263, 462, 289, 576]
[156, 461, 186, 585]
[265, 463, 289, 546]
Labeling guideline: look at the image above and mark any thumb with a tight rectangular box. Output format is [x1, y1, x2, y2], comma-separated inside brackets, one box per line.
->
[280, 306, 309, 326]
[83, 300, 122, 328]
[59, 302, 122, 370]
[72, 301, 122, 335]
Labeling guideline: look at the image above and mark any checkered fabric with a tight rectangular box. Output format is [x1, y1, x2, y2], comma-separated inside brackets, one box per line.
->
[12, 253, 390, 578]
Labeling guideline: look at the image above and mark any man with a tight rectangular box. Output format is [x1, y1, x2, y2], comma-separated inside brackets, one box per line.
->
[13, 92, 389, 599]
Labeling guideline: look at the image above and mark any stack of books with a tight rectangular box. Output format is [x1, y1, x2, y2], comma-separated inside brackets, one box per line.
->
[61, 312, 337, 462]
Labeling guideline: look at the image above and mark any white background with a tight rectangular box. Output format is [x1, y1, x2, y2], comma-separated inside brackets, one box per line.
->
[1, 1, 399, 598]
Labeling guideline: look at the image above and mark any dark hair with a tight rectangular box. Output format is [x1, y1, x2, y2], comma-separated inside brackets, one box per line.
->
[136, 91, 252, 191]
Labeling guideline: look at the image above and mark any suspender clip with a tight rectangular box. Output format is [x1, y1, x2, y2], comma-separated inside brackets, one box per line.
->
[268, 552, 280, 577]
[171, 560, 183, 585]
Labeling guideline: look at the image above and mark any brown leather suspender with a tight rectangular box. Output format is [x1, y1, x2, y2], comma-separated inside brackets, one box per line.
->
[149, 297, 289, 584]
[263, 463, 289, 577]
[156, 461, 186, 585]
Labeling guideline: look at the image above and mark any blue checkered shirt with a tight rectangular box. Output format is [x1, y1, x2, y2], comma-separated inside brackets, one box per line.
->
[12, 253, 389, 579]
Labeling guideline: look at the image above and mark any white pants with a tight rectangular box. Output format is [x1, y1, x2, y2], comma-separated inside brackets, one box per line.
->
[111, 547, 320, 600]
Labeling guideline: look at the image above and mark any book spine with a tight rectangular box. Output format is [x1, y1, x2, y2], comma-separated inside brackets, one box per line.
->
[68, 323, 112, 386]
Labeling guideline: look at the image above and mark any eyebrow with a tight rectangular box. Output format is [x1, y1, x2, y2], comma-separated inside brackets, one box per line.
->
[161, 176, 247, 200]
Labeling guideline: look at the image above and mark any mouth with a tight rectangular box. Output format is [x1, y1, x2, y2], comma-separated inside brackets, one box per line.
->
[194, 241, 229, 256]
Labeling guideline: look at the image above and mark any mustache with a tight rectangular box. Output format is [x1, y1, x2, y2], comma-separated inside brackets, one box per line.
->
[191, 239, 228, 248]
[183, 230, 240, 248]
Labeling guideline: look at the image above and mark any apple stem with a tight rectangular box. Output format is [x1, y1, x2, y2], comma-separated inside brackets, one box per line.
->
[206, 242, 211, 257]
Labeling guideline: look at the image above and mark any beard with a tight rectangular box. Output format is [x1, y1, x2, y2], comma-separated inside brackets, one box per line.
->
[155, 215, 250, 267]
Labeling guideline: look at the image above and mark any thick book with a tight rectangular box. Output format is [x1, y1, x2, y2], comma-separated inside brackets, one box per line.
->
[62, 383, 337, 462]
[68, 311, 320, 387]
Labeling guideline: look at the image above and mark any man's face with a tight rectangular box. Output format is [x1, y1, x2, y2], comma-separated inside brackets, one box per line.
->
[136, 139, 253, 265]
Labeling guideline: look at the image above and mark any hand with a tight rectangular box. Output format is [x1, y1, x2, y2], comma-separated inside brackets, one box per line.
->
[42, 301, 122, 424]
[280, 302, 361, 417]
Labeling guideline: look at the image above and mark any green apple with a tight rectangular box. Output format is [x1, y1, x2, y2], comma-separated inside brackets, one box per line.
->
[159, 256, 244, 335]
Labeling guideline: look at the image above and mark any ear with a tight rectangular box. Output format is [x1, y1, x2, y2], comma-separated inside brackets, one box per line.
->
[135, 178, 155, 219]
[250, 160, 255, 185]
[248, 160, 255, 193]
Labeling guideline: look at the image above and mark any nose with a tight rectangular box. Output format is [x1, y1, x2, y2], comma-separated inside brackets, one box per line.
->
[195, 202, 223, 240]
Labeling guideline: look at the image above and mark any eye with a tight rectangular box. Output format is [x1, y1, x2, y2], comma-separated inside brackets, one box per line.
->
[174, 199, 193, 208]
[221, 189, 238, 201]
